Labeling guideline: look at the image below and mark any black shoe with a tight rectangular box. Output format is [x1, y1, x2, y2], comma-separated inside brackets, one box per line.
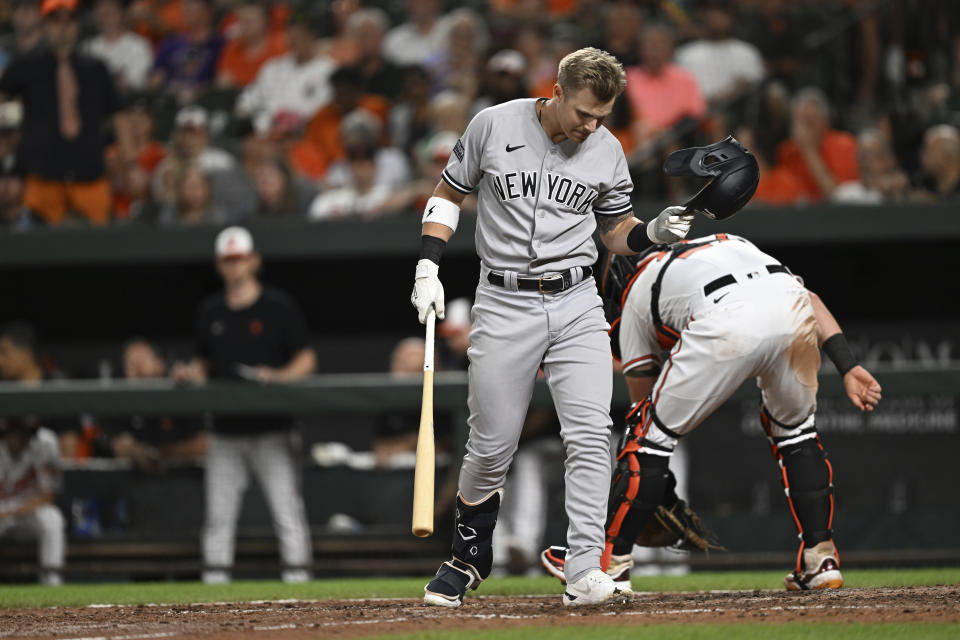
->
[423, 560, 478, 607]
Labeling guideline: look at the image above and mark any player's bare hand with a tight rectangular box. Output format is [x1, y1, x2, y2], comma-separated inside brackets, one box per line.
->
[843, 365, 882, 411]
[647, 206, 696, 244]
[411, 258, 445, 324]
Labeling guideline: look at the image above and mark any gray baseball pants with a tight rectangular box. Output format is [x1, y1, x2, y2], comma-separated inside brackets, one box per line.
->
[460, 269, 613, 583]
[202, 431, 312, 581]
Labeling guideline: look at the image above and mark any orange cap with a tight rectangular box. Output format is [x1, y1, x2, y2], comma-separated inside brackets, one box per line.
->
[41, 0, 78, 17]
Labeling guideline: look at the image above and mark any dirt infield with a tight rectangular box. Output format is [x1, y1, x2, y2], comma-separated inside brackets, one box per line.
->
[2, 585, 958, 639]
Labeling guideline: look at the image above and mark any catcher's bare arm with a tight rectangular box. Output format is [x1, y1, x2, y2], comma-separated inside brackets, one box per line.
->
[623, 368, 656, 404]
[808, 290, 882, 412]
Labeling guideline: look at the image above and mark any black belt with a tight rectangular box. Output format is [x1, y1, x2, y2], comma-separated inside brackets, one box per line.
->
[703, 264, 790, 296]
[487, 266, 593, 294]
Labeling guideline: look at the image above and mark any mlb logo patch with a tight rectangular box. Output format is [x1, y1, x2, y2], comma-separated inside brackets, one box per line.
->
[453, 139, 464, 162]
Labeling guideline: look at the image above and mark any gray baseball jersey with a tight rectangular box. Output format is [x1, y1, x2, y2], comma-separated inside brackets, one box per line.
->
[441, 98, 633, 274]
[440, 98, 633, 584]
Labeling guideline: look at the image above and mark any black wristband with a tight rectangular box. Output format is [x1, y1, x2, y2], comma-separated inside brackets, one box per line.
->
[822, 333, 858, 375]
[626, 222, 653, 253]
[419, 234, 447, 265]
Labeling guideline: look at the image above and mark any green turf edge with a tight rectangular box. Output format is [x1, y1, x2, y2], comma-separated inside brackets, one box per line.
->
[0, 567, 957, 609]
[361, 622, 960, 640]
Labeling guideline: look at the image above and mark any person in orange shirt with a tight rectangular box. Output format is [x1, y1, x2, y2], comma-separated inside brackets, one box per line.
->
[734, 124, 807, 207]
[128, 0, 186, 45]
[216, 0, 288, 89]
[220, 0, 291, 43]
[489, 0, 576, 24]
[771, 87, 859, 203]
[289, 65, 388, 181]
[108, 92, 166, 218]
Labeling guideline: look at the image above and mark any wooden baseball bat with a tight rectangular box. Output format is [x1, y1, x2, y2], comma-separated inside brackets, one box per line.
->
[412, 308, 436, 537]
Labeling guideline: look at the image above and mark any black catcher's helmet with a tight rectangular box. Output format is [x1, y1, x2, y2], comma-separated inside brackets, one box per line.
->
[663, 135, 759, 220]
[596, 244, 664, 321]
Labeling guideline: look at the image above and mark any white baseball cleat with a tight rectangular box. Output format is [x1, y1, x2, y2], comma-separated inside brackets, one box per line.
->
[784, 541, 844, 591]
[541, 546, 633, 591]
[562, 569, 633, 607]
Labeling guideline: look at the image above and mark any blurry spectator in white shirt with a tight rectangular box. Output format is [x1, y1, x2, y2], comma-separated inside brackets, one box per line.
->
[83, 0, 153, 91]
[323, 108, 410, 192]
[235, 13, 334, 135]
[152, 105, 236, 204]
[675, 2, 765, 106]
[382, 0, 448, 67]
[308, 142, 390, 220]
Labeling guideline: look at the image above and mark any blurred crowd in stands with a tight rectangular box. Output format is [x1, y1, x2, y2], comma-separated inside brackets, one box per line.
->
[0, 0, 956, 232]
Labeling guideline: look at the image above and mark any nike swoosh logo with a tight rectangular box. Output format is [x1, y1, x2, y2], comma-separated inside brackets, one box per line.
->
[713, 293, 730, 304]
[505, 144, 525, 152]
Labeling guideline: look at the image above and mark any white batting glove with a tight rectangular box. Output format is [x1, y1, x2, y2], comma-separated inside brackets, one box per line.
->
[646, 205, 696, 244]
[411, 259, 445, 324]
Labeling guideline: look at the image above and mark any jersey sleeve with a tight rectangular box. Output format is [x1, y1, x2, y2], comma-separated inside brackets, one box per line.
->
[440, 108, 491, 195]
[591, 143, 634, 217]
[618, 301, 662, 376]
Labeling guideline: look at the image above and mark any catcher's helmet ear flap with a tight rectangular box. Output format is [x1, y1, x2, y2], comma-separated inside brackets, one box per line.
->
[663, 135, 759, 220]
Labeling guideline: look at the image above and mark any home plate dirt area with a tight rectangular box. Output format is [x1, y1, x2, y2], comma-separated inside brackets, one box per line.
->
[2, 586, 958, 639]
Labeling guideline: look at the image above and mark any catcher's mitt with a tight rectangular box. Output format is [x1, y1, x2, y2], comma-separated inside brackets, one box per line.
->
[635, 499, 725, 553]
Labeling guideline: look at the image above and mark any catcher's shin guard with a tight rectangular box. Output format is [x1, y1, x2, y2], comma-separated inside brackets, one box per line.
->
[761, 407, 836, 573]
[604, 400, 672, 566]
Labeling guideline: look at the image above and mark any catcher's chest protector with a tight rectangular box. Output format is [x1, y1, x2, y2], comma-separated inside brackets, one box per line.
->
[612, 235, 733, 357]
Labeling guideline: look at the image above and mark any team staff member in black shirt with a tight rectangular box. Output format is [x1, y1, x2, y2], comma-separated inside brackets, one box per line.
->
[173, 226, 317, 584]
[0, 0, 118, 225]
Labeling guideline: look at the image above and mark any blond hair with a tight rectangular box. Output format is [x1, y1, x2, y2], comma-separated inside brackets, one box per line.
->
[557, 47, 626, 103]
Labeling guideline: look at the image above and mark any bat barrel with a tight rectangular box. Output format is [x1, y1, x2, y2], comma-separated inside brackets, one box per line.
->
[412, 309, 436, 537]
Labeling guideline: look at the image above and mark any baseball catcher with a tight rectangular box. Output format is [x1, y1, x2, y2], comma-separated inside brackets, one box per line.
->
[543, 138, 881, 591]
[545, 232, 882, 590]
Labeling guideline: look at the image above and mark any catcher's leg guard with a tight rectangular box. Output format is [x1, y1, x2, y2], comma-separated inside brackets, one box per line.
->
[424, 489, 502, 607]
[761, 407, 837, 579]
[603, 400, 673, 566]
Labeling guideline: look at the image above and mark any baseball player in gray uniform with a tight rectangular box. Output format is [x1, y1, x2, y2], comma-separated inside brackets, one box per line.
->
[410, 47, 695, 607]
[0, 418, 65, 586]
